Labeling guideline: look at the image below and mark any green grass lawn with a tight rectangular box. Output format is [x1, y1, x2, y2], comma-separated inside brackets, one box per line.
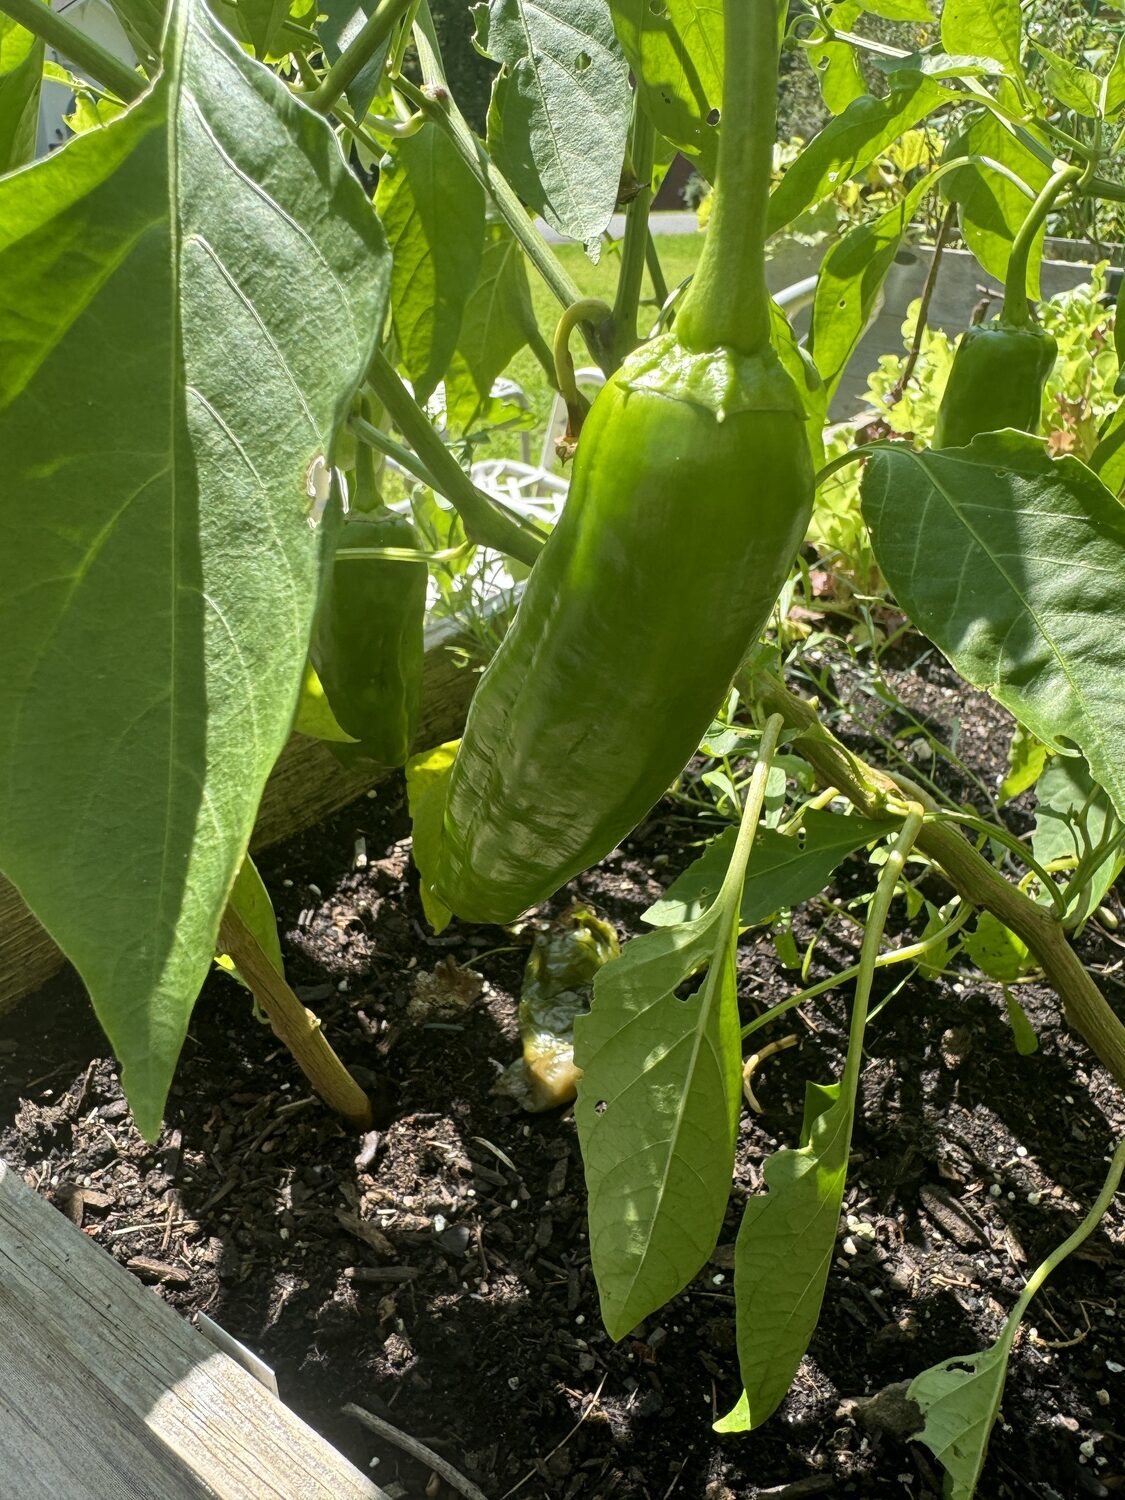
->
[485, 232, 705, 466]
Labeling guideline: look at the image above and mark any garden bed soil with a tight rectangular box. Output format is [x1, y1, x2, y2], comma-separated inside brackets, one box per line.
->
[2, 647, 1123, 1500]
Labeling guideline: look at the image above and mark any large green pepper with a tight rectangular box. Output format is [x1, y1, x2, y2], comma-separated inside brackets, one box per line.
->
[933, 320, 1057, 449]
[433, 0, 815, 925]
[934, 162, 1079, 449]
[312, 511, 426, 767]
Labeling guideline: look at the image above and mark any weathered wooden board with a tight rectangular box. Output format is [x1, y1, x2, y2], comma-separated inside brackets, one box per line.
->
[0, 1158, 387, 1499]
[0, 619, 485, 1014]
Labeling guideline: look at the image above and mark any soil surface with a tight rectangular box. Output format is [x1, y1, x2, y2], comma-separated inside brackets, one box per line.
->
[2, 644, 1123, 1500]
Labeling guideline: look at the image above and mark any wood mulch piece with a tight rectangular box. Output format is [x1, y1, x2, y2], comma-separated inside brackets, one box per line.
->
[2, 650, 1123, 1498]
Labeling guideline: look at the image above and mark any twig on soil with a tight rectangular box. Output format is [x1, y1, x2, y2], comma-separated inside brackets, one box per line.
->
[499, 1372, 608, 1500]
[343, 1403, 492, 1500]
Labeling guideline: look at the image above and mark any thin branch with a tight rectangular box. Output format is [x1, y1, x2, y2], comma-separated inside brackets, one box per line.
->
[888, 200, 956, 406]
[343, 1403, 490, 1500]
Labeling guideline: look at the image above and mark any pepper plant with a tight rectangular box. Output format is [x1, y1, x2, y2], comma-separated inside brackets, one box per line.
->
[2, 0, 1125, 1490]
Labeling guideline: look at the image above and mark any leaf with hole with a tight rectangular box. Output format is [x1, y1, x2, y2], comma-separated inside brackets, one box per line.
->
[475, 0, 630, 250]
[0, 0, 388, 1139]
[608, 0, 723, 179]
[861, 435, 1125, 827]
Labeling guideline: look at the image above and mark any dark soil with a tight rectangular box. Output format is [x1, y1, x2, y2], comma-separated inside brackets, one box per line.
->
[2, 647, 1123, 1500]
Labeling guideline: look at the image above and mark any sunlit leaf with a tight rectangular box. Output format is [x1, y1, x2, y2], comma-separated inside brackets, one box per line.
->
[0, 0, 388, 1138]
[0, 15, 43, 173]
[608, 0, 722, 179]
[406, 740, 460, 933]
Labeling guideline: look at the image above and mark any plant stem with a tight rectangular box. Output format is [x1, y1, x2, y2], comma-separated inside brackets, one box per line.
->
[553, 298, 612, 446]
[889, 200, 955, 404]
[351, 413, 443, 492]
[365, 351, 547, 566]
[1, 0, 144, 100]
[675, 0, 778, 355]
[612, 99, 657, 363]
[1002, 162, 1083, 326]
[751, 671, 1125, 1090]
[402, 7, 612, 370]
[305, 0, 413, 114]
[720, 714, 786, 905]
[218, 906, 373, 1129]
[646, 232, 670, 309]
[741, 900, 972, 1040]
[841, 806, 924, 1099]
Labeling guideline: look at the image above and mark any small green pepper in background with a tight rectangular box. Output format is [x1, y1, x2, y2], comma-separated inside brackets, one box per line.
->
[433, 0, 816, 925]
[312, 509, 426, 767]
[934, 162, 1082, 449]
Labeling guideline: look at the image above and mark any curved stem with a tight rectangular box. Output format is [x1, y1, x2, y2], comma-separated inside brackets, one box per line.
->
[927, 808, 1068, 920]
[1003, 163, 1083, 326]
[1, 0, 144, 100]
[841, 807, 925, 1099]
[305, 0, 412, 114]
[351, 413, 443, 493]
[365, 352, 547, 567]
[553, 298, 612, 446]
[612, 98, 657, 363]
[676, 0, 779, 355]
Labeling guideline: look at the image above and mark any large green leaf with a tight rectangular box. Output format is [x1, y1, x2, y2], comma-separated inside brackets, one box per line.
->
[574, 915, 740, 1338]
[475, 0, 630, 250]
[444, 220, 540, 431]
[105, 0, 166, 71]
[0, 0, 389, 1138]
[767, 77, 947, 237]
[644, 811, 892, 928]
[716, 1079, 851, 1430]
[608, 0, 722, 180]
[942, 103, 1049, 295]
[376, 121, 485, 404]
[0, 15, 43, 173]
[861, 435, 1125, 825]
[810, 177, 930, 405]
[941, 0, 1020, 77]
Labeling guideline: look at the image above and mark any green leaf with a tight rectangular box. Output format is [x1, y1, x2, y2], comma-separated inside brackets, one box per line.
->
[104, 0, 166, 70]
[0, 0, 388, 1139]
[864, 0, 933, 17]
[575, 756, 782, 1341]
[0, 15, 43, 174]
[406, 740, 460, 934]
[376, 122, 486, 405]
[293, 661, 358, 744]
[998, 721, 1047, 806]
[476, 0, 630, 250]
[876, 48, 1007, 82]
[942, 105, 1049, 296]
[1092, 401, 1125, 496]
[1031, 755, 1124, 924]
[444, 221, 539, 432]
[608, 0, 722, 180]
[644, 811, 892, 928]
[1104, 37, 1125, 117]
[318, 0, 391, 117]
[861, 435, 1125, 826]
[1031, 42, 1101, 117]
[941, 0, 1020, 77]
[811, 176, 930, 405]
[909, 1136, 1125, 1499]
[772, 300, 827, 471]
[215, 853, 284, 987]
[573, 914, 740, 1339]
[1003, 988, 1039, 1054]
[767, 77, 947, 237]
[718, 1078, 851, 1429]
[807, 36, 868, 116]
[963, 912, 1029, 982]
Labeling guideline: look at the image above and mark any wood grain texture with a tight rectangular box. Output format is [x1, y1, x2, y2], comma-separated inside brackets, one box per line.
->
[0, 618, 489, 1013]
[0, 1158, 387, 1499]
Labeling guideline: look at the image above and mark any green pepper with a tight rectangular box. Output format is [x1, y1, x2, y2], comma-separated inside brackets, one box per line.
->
[312, 510, 426, 767]
[933, 320, 1057, 449]
[433, 0, 815, 925]
[934, 163, 1079, 449]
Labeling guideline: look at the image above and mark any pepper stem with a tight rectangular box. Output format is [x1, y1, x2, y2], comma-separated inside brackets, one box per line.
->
[1002, 162, 1082, 327]
[675, 0, 779, 357]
